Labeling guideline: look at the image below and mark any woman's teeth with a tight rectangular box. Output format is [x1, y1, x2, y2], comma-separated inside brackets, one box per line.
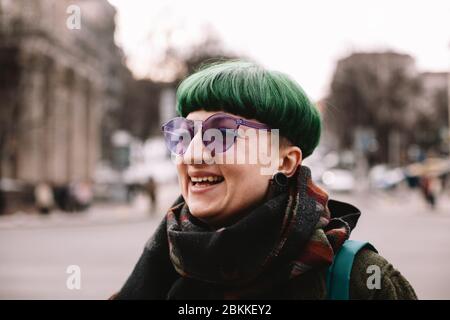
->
[191, 176, 224, 184]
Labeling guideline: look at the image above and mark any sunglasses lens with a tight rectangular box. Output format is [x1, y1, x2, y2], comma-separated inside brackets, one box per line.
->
[202, 116, 238, 153]
[162, 118, 193, 155]
[162, 115, 241, 156]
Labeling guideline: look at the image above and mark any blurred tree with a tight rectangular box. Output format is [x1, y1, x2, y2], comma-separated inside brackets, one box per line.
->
[325, 52, 423, 165]
[113, 24, 239, 144]
[179, 33, 239, 79]
[116, 78, 164, 140]
[155, 23, 240, 82]
[0, 48, 21, 179]
[414, 73, 449, 154]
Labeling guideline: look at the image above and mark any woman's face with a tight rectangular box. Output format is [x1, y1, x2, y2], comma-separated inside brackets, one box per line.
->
[176, 110, 281, 228]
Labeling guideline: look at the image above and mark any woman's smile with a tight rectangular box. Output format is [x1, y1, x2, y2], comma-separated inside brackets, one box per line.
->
[188, 171, 225, 194]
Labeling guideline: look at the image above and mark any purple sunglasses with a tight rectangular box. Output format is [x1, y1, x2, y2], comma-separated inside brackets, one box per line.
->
[161, 112, 271, 155]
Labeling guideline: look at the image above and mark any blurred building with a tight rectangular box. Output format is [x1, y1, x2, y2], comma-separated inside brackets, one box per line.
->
[421, 72, 448, 91]
[0, 0, 128, 185]
[325, 51, 449, 166]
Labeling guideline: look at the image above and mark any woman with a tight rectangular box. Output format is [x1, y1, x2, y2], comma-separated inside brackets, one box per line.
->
[114, 61, 417, 300]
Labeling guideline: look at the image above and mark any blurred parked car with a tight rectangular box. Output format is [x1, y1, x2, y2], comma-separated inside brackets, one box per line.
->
[0, 179, 34, 215]
[321, 169, 355, 193]
[369, 165, 405, 190]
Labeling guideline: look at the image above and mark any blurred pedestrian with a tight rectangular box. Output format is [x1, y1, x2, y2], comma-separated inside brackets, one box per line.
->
[70, 181, 93, 211]
[144, 177, 157, 212]
[34, 181, 54, 214]
[419, 174, 441, 210]
[126, 182, 140, 203]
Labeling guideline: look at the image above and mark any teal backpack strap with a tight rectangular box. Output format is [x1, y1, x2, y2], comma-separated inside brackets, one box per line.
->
[326, 240, 377, 300]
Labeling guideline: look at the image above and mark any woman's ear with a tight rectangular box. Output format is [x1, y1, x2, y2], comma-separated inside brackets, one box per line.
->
[278, 146, 302, 177]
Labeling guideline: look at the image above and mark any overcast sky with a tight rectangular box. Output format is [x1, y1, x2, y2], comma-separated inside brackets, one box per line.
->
[108, 0, 450, 101]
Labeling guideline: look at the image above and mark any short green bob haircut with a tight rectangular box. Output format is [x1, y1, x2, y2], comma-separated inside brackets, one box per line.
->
[176, 60, 322, 159]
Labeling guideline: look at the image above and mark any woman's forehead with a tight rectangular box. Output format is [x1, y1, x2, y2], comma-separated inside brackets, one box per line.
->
[186, 110, 228, 121]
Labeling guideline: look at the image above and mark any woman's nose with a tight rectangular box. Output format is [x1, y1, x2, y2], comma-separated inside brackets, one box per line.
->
[182, 130, 214, 165]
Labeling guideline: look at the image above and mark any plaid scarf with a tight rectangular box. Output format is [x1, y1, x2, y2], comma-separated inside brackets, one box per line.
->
[163, 165, 356, 299]
[115, 165, 360, 299]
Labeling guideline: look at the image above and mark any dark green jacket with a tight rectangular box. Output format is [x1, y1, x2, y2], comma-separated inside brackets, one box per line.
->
[289, 249, 417, 299]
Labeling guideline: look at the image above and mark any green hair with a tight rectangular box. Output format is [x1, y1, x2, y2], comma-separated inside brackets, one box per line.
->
[176, 60, 322, 158]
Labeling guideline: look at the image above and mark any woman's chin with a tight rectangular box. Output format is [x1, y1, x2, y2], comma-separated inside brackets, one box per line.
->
[187, 200, 220, 219]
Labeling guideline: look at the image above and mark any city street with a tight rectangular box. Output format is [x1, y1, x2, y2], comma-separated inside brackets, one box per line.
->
[1, 183, 449, 299]
[1, 0, 449, 304]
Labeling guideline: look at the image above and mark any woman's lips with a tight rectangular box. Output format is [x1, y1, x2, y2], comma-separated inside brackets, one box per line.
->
[189, 180, 224, 194]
